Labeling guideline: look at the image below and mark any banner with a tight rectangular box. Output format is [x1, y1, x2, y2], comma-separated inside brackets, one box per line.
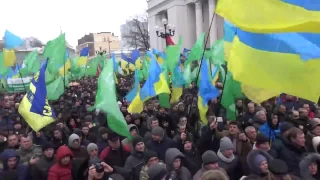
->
[6, 77, 31, 93]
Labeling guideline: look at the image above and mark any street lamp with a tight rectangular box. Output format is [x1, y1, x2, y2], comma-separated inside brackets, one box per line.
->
[96, 47, 107, 56]
[155, 18, 175, 46]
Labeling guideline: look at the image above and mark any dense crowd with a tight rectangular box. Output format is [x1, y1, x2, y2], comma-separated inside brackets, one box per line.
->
[0, 76, 319, 180]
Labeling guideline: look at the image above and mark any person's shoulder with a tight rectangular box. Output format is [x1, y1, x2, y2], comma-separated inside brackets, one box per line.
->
[122, 144, 131, 152]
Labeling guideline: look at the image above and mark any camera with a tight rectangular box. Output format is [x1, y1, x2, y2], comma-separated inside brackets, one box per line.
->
[94, 163, 104, 173]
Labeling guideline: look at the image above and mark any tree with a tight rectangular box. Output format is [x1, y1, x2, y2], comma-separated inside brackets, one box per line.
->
[122, 13, 150, 50]
[23, 37, 44, 48]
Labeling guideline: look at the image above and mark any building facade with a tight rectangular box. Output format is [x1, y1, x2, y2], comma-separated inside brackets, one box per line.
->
[77, 32, 121, 58]
[147, 0, 224, 50]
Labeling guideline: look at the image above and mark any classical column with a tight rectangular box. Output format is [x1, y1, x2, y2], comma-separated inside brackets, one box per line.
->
[195, 0, 203, 38]
[208, 0, 217, 44]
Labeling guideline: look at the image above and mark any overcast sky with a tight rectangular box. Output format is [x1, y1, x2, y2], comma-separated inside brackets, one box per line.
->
[0, 0, 147, 47]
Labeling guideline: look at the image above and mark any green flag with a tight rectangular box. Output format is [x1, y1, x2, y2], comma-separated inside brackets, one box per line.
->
[47, 76, 65, 100]
[185, 33, 205, 65]
[158, 93, 171, 108]
[24, 51, 40, 73]
[183, 63, 192, 87]
[165, 36, 182, 73]
[92, 59, 131, 138]
[0, 52, 10, 75]
[221, 72, 243, 120]
[43, 33, 66, 74]
[141, 57, 150, 80]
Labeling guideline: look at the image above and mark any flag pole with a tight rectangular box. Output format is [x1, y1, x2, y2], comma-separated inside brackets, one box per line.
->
[187, 10, 217, 121]
[16, 63, 27, 93]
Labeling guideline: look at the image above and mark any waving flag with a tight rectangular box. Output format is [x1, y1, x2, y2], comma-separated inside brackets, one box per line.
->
[18, 60, 55, 131]
[4, 30, 24, 49]
[217, 0, 320, 33]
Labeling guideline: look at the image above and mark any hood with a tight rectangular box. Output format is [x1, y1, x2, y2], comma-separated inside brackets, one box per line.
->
[56, 145, 73, 162]
[165, 148, 185, 171]
[312, 136, 320, 153]
[300, 153, 320, 180]
[247, 149, 273, 175]
[128, 124, 139, 135]
[0, 149, 20, 170]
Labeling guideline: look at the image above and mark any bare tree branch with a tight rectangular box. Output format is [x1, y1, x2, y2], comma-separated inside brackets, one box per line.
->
[122, 13, 150, 50]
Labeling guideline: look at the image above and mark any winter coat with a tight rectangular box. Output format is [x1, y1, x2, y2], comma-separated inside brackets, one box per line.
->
[16, 144, 42, 165]
[48, 146, 73, 180]
[122, 124, 139, 148]
[0, 149, 29, 180]
[300, 153, 320, 180]
[274, 137, 307, 177]
[124, 148, 145, 180]
[259, 123, 280, 141]
[147, 136, 176, 161]
[31, 155, 55, 180]
[247, 149, 273, 177]
[165, 148, 192, 180]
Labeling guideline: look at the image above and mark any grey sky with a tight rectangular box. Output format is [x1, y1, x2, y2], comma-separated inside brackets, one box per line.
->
[0, 0, 147, 47]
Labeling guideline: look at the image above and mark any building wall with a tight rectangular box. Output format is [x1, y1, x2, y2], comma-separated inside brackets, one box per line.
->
[147, 0, 224, 50]
[93, 32, 120, 53]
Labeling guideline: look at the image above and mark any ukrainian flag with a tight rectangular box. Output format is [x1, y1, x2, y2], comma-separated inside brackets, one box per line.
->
[125, 70, 140, 103]
[198, 59, 220, 124]
[227, 23, 320, 102]
[77, 47, 90, 66]
[171, 66, 185, 103]
[18, 60, 55, 131]
[223, 21, 236, 62]
[217, 0, 320, 33]
[139, 51, 170, 101]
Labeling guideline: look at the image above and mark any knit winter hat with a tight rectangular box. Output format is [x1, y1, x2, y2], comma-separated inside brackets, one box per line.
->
[132, 136, 144, 148]
[148, 163, 167, 180]
[268, 159, 288, 175]
[144, 150, 158, 163]
[151, 127, 164, 137]
[280, 122, 293, 134]
[68, 134, 80, 146]
[253, 154, 267, 168]
[202, 150, 219, 165]
[220, 137, 234, 152]
[42, 142, 55, 152]
[86, 143, 98, 154]
[256, 133, 269, 145]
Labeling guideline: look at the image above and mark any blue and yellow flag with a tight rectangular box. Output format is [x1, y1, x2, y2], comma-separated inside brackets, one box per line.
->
[77, 47, 90, 66]
[216, 0, 320, 33]
[198, 59, 220, 124]
[18, 60, 55, 131]
[139, 51, 170, 101]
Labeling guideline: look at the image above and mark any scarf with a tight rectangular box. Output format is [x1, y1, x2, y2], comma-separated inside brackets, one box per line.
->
[217, 149, 235, 163]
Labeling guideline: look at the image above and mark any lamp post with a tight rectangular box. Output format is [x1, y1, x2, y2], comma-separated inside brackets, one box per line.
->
[95, 47, 107, 56]
[155, 18, 175, 46]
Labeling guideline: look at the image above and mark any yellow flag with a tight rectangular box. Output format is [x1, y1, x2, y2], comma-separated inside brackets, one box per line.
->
[4, 49, 16, 67]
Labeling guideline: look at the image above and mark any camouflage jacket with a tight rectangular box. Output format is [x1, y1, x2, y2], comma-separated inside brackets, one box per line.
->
[139, 161, 165, 180]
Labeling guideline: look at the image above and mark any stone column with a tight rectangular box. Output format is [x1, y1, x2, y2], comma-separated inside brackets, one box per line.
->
[208, 0, 217, 45]
[195, 0, 203, 38]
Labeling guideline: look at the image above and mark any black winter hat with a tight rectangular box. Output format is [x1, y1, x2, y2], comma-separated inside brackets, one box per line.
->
[42, 142, 55, 152]
[268, 159, 288, 175]
[144, 150, 158, 163]
[132, 136, 144, 148]
[256, 133, 269, 145]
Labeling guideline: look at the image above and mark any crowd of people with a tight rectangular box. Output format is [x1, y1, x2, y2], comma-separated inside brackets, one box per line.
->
[0, 76, 319, 180]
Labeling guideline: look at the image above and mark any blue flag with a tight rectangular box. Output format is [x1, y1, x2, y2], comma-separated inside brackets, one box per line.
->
[80, 47, 90, 56]
[4, 30, 24, 50]
[29, 60, 55, 117]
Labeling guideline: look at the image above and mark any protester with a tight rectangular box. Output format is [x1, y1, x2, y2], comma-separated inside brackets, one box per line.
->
[1, 64, 320, 180]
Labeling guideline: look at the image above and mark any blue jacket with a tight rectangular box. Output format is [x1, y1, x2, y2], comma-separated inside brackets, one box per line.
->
[0, 149, 29, 180]
[259, 123, 280, 141]
[146, 136, 176, 161]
